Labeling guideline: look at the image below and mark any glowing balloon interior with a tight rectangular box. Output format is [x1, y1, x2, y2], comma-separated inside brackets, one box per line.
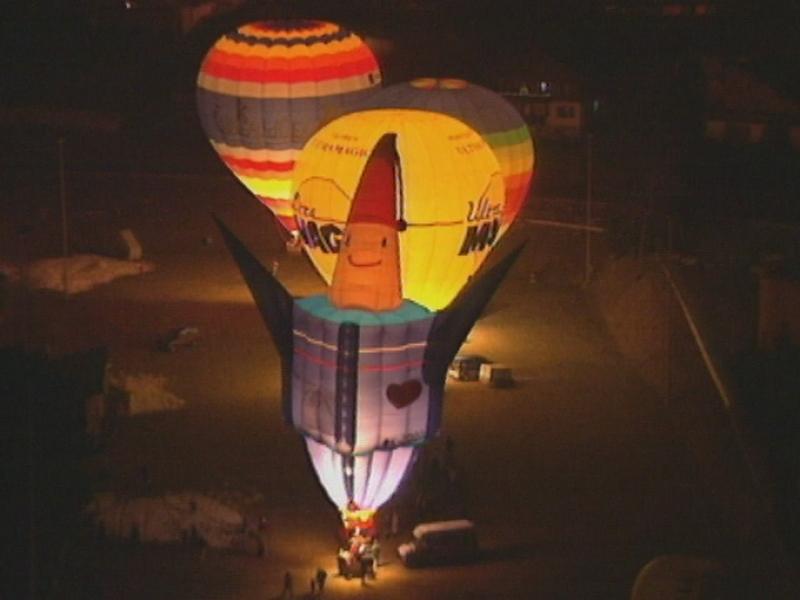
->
[197, 20, 381, 234]
[305, 437, 419, 510]
[292, 109, 506, 311]
[359, 78, 535, 227]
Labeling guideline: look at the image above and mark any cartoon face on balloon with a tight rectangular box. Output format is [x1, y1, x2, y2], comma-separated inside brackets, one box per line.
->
[330, 222, 403, 311]
[328, 134, 403, 312]
[292, 109, 508, 312]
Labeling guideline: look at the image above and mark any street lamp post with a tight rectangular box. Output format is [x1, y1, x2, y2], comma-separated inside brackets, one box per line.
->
[583, 132, 593, 285]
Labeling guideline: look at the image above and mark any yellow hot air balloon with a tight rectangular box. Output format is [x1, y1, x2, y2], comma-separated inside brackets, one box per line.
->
[292, 109, 506, 311]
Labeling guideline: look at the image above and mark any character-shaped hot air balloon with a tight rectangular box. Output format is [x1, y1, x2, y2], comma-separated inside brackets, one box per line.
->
[328, 135, 403, 311]
[357, 78, 535, 228]
[197, 20, 381, 235]
[215, 121, 523, 526]
[292, 109, 507, 311]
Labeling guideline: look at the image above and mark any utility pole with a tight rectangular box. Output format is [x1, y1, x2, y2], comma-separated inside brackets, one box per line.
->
[29, 371, 37, 600]
[583, 132, 593, 285]
[58, 138, 69, 297]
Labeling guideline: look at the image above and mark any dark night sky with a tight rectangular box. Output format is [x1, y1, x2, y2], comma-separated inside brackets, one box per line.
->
[3, 0, 800, 221]
[4, 1, 800, 106]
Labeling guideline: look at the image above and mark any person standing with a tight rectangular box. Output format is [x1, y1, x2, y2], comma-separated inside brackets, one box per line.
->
[372, 538, 381, 572]
[315, 567, 327, 595]
[281, 571, 293, 598]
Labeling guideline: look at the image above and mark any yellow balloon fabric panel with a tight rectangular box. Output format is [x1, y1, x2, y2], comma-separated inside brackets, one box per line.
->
[292, 109, 506, 311]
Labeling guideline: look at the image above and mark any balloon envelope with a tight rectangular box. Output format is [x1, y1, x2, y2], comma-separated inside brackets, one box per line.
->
[305, 437, 418, 511]
[292, 109, 506, 311]
[292, 295, 440, 456]
[359, 78, 535, 226]
[197, 20, 382, 234]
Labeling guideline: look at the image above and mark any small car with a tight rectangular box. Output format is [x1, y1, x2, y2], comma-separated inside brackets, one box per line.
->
[397, 519, 478, 568]
[447, 355, 487, 382]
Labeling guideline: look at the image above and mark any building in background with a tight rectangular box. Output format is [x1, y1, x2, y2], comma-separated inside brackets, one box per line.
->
[702, 57, 800, 150]
[497, 52, 587, 139]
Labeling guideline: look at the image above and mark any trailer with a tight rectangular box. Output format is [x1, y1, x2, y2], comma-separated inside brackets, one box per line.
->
[479, 363, 513, 388]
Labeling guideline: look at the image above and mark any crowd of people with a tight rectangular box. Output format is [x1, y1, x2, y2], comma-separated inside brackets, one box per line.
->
[337, 529, 381, 583]
[337, 502, 381, 583]
[278, 436, 463, 596]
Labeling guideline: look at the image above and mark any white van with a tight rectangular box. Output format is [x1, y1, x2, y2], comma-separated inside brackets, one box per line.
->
[397, 519, 478, 567]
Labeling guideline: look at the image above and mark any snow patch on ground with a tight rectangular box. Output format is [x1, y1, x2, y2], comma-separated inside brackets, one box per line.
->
[87, 492, 246, 548]
[23, 254, 154, 294]
[116, 372, 186, 415]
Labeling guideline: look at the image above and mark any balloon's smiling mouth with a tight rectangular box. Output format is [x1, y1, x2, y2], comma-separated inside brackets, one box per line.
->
[348, 255, 382, 268]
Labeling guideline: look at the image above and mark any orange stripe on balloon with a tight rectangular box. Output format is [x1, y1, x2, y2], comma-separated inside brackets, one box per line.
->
[257, 196, 295, 210]
[212, 142, 299, 162]
[231, 167, 294, 180]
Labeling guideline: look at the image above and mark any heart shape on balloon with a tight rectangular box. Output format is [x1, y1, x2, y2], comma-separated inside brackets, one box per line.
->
[386, 380, 423, 409]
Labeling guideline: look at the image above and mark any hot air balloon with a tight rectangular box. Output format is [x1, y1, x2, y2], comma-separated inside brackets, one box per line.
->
[197, 20, 382, 235]
[214, 120, 523, 524]
[215, 211, 521, 515]
[292, 109, 507, 311]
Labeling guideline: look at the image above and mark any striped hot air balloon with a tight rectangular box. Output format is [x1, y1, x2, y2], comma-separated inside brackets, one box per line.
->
[197, 20, 382, 234]
[357, 78, 535, 227]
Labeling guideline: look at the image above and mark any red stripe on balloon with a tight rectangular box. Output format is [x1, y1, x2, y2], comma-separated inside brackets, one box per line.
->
[275, 214, 298, 232]
[224, 156, 295, 171]
[203, 55, 377, 84]
[256, 196, 293, 208]
[295, 347, 423, 372]
[204, 45, 376, 73]
[360, 360, 425, 373]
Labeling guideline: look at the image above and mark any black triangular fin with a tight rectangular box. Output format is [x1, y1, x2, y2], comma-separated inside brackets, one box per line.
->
[423, 241, 527, 387]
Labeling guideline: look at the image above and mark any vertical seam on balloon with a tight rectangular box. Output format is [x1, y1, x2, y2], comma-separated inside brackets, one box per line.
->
[344, 453, 354, 503]
[424, 317, 440, 439]
[370, 447, 392, 509]
[394, 121, 408, 299]
[377, 323, 387, 453]
[361, 448, 374, 507]
[404, 320, 414, 440]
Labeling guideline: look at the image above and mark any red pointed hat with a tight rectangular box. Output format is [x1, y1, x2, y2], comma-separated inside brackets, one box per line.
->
[347, 133, 399, 227]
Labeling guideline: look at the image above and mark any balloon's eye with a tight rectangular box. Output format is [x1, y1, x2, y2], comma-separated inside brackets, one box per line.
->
[381, 237, 387, 248]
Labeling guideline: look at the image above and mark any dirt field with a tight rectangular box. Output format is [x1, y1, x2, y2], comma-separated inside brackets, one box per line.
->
[2, 165, 764, 598]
